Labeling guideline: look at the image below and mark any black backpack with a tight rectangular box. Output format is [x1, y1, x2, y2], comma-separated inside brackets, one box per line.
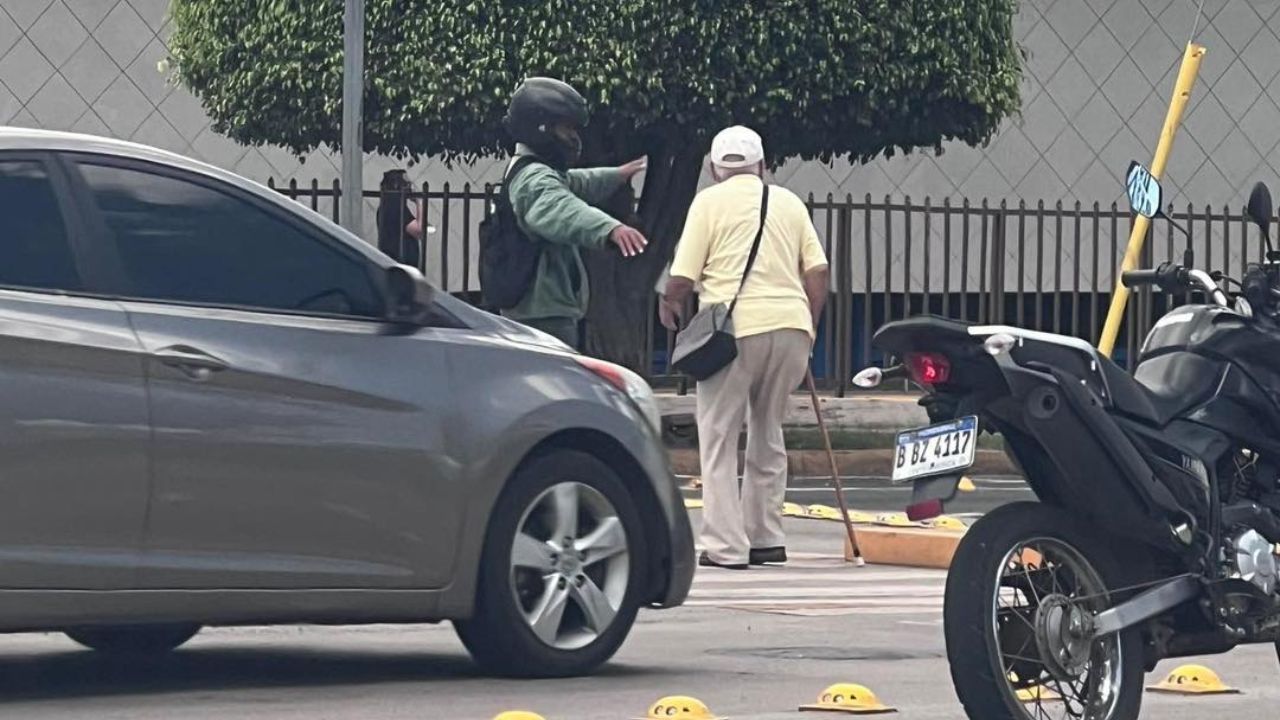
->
[479, 156, 542, 310]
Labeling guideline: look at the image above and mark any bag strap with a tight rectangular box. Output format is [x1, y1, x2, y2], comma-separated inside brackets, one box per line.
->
[500, 155, 541, 204]
[726, 183, 770, 320]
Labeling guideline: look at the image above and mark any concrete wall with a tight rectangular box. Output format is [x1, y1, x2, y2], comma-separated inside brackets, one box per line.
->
[3, 0, 1278, 292]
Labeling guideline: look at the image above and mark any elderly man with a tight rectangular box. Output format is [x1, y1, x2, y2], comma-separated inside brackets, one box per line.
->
[661, 126, 830, 569]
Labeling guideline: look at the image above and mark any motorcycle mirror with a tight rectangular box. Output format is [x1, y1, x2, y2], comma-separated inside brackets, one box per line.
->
[1247, 181, 1273, 239]
[1126, 161, 1164, 219]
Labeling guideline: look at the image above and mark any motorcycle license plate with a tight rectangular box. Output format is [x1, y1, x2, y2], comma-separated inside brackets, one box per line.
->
[892, 416, 978, 484]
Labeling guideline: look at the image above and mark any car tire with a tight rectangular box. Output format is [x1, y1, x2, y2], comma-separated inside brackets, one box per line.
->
[66, 623, 201, 655]
[455, 449, 646, 678]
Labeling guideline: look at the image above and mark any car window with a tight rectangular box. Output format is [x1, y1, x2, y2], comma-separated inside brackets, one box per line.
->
[76, 163, 382, 318]
[0, 160, 81, 292]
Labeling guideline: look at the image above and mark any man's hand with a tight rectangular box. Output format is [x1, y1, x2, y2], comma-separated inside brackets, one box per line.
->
[659, 300, 681, 332]
[609, 224, 648, 257]
[618, 157, 648, 180]
[662, 276, 695, 332]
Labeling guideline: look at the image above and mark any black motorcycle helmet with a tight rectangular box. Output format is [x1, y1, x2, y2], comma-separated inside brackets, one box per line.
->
[504, 77, 589, 169]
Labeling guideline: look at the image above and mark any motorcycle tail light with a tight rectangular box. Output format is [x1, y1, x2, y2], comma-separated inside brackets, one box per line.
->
[907, 499, 944, 522]
[905, 352, 951, 386]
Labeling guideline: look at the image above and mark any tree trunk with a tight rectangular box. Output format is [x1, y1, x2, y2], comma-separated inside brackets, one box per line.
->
[582, 138, 704, 371]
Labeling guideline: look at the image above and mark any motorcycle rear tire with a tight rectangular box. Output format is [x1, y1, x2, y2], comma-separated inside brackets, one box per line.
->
[945, 501, 1145, 720]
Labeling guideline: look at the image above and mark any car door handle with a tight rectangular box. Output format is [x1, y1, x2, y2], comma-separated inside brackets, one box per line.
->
[152, 345, 229, 380]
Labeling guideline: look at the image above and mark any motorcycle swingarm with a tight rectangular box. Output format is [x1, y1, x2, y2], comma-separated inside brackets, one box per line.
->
[1090, 575, 1200, 640]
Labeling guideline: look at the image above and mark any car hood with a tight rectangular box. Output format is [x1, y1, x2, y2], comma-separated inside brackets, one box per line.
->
[434, 293, 575, 353]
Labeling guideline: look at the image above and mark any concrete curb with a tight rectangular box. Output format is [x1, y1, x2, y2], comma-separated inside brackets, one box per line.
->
[657, 392, 928, 432]
[846, 526, 964, 569]
[686, 495, 973, 569]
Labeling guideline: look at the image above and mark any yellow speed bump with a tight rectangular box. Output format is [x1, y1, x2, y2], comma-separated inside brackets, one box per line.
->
[800, 683, 897, 714]
[1147, 664, 1240, 695]
[1008, 672, 1060, 703]
[493, 713, 546, 720]
[684, 498, 704, 510]
[874, 512, 913, 527]
[958, 476, 977, 492]
[637, 696, 724, 720]
[807, 504, 845, 521]
[846, 509, 876, 524]
[1015, 685, 1061, 703]
[783, 501, 808, 517]
[927, 515, 967, 532]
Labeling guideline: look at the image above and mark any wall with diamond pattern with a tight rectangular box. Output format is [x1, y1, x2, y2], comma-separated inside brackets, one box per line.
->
[2, 0, 1277, 291]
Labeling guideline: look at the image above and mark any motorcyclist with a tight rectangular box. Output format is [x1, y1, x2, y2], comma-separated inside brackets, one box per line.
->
[500, 77, 648, 348]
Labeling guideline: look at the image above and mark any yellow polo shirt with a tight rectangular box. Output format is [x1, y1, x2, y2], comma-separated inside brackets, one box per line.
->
[670, 175, 828, 339]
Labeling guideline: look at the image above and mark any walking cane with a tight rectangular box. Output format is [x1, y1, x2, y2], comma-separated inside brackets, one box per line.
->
[804, 368, 865, 566]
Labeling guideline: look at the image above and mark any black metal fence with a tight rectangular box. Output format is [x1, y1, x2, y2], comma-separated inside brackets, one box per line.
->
[269, 178, 1268, 394]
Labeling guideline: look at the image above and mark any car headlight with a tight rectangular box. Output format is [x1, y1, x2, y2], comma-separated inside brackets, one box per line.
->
[574, 357, 663, 436]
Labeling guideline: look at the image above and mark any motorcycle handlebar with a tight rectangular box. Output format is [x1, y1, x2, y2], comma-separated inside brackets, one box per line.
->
[1121, 264, 1230, 307]
[1121, 268, 1161, 288]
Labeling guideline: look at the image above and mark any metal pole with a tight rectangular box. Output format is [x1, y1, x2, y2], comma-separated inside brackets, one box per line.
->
[341, 0, 365, 235]
[1098, 42, 1204, 356]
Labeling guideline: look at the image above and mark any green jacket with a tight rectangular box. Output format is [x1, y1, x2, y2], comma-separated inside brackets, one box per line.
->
[503, 155, 626, 322]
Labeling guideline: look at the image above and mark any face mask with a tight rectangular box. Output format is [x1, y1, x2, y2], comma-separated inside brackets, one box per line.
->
[549, 125, 583, 167]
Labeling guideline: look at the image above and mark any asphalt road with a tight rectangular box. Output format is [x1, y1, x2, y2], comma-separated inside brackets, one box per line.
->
[0, 515, 1275, 720]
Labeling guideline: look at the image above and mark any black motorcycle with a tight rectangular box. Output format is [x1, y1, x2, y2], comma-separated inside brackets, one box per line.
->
[857, 168, 1280, 720]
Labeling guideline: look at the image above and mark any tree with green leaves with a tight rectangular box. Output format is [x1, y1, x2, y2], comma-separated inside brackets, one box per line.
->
[170, 0, 1022, 369]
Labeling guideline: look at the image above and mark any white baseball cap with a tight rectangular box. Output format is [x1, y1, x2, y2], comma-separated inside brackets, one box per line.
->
[710, 125, 764, 169]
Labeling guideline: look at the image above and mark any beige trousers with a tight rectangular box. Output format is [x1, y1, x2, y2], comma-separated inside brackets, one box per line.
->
[696, 329, 811, 565]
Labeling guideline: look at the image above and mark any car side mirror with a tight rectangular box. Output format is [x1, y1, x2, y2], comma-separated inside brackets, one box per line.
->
[1248, 181, 1273, 239]
[384, 265, 435, 324]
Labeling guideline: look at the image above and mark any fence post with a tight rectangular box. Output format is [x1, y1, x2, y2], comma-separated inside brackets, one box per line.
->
[884, 195, 894, 326]
[1035, 199, 1044, 331]
[922, 196, 932, 316]
[440, 183, 452, 291]
[1054, 200, 1063, 334]
[942, 197, 952, 318]
[1091, 202, 1101, 344]
[904, 196, 914, 319]
[461, 182, 473, 286]
[824, 193, 836, 383]
[994, 201, 1008, 325]
[961, 198, 970, 321]
[862, 194, 874, 374]
[983, 196, 993, 319]
[1072, 201, 1082, 339]
[1017, 200, 1027, 327]
[837, 197, 854, 397]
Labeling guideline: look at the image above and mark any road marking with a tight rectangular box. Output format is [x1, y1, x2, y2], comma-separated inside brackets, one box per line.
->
[688, 557, 946, 617]
[694, 571, 947, 585]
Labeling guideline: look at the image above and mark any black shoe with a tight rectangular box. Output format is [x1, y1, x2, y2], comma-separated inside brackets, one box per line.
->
[749, 547, 788, 565]
[699, 551, 748, 570]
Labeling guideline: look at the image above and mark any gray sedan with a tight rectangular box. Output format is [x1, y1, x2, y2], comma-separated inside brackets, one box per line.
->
[0, 127, 694, 678]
